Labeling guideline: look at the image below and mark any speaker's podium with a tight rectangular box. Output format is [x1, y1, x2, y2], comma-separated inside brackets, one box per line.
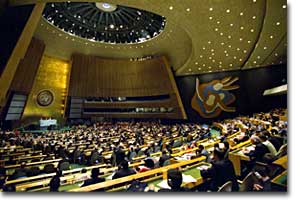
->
[39, 118, 57, 130]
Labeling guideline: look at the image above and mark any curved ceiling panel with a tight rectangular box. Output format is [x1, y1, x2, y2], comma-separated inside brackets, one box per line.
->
[11, 0, 287, 76]
[34, 17, 193, 70]
[243, 0, 287, 69]
[42, 2, 166, 44]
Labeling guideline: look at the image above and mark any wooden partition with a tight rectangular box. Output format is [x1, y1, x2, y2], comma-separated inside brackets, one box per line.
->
[10, 37, 45, 94]
[69, 54, 172, 97]
[67, 54, 186, 119]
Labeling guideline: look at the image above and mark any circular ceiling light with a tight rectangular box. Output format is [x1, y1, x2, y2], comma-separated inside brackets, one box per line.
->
[95, 2, 117, 12]
[43, 2, 166, 44]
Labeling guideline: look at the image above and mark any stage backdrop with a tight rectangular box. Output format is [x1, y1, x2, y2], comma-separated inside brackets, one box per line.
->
[21, 55, 71, 125]
[176, 64, 287, 123]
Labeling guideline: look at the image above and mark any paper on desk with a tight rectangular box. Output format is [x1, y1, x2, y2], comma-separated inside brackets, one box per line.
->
[182, 174, 197, 183]
[106, 172, 115, 180]
[197, 165, 209, 171]
[157, 175, 196, 189]
[175, 156, 187, 161]
[157, 180, 171, 189]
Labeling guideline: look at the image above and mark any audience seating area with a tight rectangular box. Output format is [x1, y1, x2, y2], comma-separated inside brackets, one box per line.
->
[0, 108, 287, 192]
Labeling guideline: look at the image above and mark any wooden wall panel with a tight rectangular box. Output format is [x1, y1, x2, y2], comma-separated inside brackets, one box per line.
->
[68, 54, 173, 97]
[67, 54, 186, 119]
[10, 37, 45, 94]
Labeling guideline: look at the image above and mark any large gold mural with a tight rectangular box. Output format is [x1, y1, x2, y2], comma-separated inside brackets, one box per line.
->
[22, 55, 70, 125]
[191, 76, 239, 118]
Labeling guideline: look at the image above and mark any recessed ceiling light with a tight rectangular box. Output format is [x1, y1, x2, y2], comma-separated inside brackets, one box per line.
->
[240, 12, 244, 16]
[219, 61, 222, 64]
[169, 6, 173, 10]
[212, 60, 215, 62]
[198, 67, 201, 70]
[253, 61, 257, 64]
[270, 35, 274, 39]
[226, 54, 229, 56]
[250, 29, 254, 32]
[263, 46, 267, 50]
[240, 26, 244, 30]
[211, 49, 215, 52]
[224, 50, 227, 53]
[243, 50, 247, 53]
[203, 64, 206, 67]
[275, 53, 278, 56]
[247, 40, 251, 43]
[209, 8, 213, 11]
[186, 8, 191, 12]
[257, 56, 261, 59]
[229, 63, 233, 67]
[233, 56, 237, 59]
[252, 16, 256, 19]
[203, 47, 206, 50]
[253, 0, 257, 3]
[237, 48, 240, 51]
[200, 55, 203, 58]
[220, 32, 224, 36]
[239, 38, 243, 41]
[219, 65, 222, 68]
[282, 5, 287, 9]
[239, 58, 243, 61]
[209, 66, 212, 69]
[226, 9, 230, 13]
[209, 16, 213, 20]
[209, 57, 212, 60]
[276, 22, 281, 26]
[195, 62, 199, 65]
[228, 35, 232, 39]
[230, 23, 234, 27]
[215, 28, 219, 31]
[208, 41, 211, 44]
[221, 42, 225, 45]
[212, 52, 215, 56]
[188, 68, 192, 71]
[217, 21, 220, 24]
[228, 45, 232, 48]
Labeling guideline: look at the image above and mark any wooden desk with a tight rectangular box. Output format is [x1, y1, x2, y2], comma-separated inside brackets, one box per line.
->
[228, 145, 251, 176]
[273, 155, 287, 170]
[4, 159, 62, 169]
[70, 156, 206, 192]
[271, 170, 287, 189]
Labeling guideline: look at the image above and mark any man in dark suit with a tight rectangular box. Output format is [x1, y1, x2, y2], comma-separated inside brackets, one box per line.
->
[244, 136, 270, 162]
[159, 150, 171, 167]
[115, 146, 126, 166]
[112, 160, 136, 179]
[199, 147, 238, 191]
[81, 168, 105, 188]
[159, 168, 189, 192]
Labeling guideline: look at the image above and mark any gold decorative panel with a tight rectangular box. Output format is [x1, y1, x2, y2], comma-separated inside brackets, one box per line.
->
[22, 55, 70, 125]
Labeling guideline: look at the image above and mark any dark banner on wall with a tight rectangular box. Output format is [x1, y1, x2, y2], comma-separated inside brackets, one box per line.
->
[176, 64, 287, 123]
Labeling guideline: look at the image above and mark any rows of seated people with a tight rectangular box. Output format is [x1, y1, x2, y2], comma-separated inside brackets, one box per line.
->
[0, 108, 287, 192]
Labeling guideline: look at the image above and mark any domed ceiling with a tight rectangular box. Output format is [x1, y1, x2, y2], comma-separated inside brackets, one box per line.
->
[9, 0, 287, 76]
[42, 2, 166, 44]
